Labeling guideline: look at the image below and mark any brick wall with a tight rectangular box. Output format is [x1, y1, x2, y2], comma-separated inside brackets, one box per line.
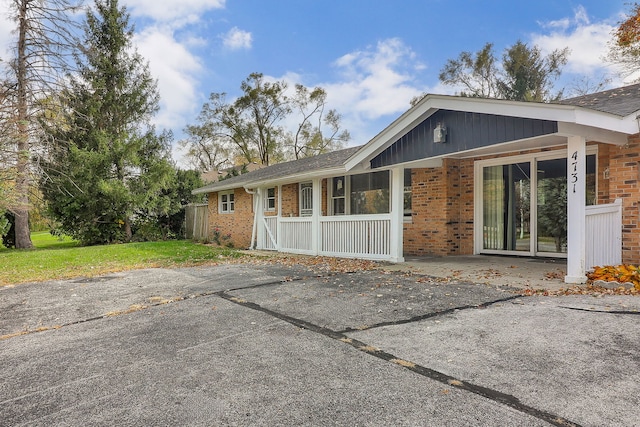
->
[402, 143, 611, 258]
[281, 184, 298, 217]
[207, 188, 253, 249]
[403, 158, 474, 256]
[608, 136, 640, 263]
[206, 142, 626, 260]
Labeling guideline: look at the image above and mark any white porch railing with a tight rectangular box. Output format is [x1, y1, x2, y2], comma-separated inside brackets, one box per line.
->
[320, 215, 391, 259]
[279, 217, 313, 253]
[585, 199, 622, 269]
[257, 214, 392, 260]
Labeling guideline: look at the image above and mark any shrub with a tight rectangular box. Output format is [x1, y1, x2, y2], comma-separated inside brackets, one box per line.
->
[211, 226, 233, 248]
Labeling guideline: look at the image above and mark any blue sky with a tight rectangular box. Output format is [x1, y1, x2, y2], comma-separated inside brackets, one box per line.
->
[0, 1, 633, 167]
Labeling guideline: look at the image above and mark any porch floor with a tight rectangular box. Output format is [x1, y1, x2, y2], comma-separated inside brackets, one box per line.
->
[388, 255, 568, 291]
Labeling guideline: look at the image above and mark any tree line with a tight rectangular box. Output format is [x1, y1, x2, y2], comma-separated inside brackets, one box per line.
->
[1, 0, 640, 248]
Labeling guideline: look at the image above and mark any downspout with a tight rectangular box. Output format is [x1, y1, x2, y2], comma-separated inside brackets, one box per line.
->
[245, 187, 258, 250]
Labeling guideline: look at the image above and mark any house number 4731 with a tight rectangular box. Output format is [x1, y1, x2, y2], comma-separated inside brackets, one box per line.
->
[571, 151, 579, 193]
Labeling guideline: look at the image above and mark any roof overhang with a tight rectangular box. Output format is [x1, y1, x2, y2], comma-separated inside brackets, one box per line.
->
[241, 166, 351, 190]
[344, 94, 639, 171]
[192, 165, 364, 194]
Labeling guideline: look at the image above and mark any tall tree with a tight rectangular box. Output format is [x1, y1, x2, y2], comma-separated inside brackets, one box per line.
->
[2, 0, 81, 248]
[288, 84, 349, 159]
[435, 41, 569, 102]
[180, 113, 231, 172]
[608, 3, 640, 78]
[438, 42, 500, 98]
[181, 73, 350, 170]
[228, 73, 290, 166]
[41, 0, 175, 245]
[498, 41, 568, 101]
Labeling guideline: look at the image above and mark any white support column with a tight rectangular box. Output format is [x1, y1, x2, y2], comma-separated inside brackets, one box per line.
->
[389, 167, 405, 263]
[565, 136, 587, 284]
[276, 185, 282, 251]
[255, 188, 264, 250]
[312, 178, 321, 255]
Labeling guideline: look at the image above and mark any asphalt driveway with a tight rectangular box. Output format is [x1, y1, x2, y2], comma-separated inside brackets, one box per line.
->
[1, 262, 639, 426]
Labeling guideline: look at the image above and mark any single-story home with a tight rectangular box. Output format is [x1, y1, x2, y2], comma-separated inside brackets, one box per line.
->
[193, 83, 640, 284]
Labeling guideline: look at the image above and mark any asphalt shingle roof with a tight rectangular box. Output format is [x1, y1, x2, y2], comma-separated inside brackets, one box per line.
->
[193, 145, 363, 193]
[558, 83, 640, 117]
[195, 84, 640, 194]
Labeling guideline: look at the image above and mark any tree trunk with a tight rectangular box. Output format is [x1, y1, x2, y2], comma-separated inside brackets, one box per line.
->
[14, 0, 33, 249]
[124, 217, 132, 242]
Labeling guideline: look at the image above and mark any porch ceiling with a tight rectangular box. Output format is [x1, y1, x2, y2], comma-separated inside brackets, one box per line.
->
[446, 134, 568, 159]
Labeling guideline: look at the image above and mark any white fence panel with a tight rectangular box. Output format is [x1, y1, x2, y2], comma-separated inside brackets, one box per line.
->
[585, 199, 622, 269]
[279, 218, 313, 253]
[320, 215, 391, 259]
[261, 216, 278, 250]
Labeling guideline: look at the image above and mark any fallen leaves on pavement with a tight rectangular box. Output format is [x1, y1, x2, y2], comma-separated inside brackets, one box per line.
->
[520, 283, 640, 296]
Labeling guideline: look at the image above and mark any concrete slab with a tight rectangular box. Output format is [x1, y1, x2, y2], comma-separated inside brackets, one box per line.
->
[226, 270, 516, 332]
[347, 295, 640, 427]
[2, 262, 637, 426]
[1, 296, 549, 427]
[389, 255, 568, 290]
[0, 263, 316, 337]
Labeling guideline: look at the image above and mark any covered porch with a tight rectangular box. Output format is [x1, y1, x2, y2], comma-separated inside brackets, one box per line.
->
[253, 138, 626, 284]
[251, 167, 406, 262]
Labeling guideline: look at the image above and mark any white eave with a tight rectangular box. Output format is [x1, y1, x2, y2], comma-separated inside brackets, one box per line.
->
[344, 94, 639, 171]
[192, 165, 353, 194]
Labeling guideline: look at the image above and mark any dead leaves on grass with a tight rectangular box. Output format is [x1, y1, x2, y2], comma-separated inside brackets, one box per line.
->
[235, 254, 382, 274]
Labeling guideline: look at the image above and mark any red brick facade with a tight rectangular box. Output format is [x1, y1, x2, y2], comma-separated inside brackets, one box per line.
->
[608, 136, 640, 263]
[208, 138, 640, 264]
[207, 189, 254, 249]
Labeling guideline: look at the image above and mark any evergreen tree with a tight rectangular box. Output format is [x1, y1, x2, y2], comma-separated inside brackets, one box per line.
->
[433, 41, 568, 103]
[498, 41, 568, 102]
[41, 0, 175, 245]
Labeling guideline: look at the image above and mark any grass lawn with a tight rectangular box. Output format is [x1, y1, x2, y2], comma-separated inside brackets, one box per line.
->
[0, 232, 243, 286]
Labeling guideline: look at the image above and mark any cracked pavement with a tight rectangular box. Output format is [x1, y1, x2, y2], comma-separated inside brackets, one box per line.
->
[1, 263, 639, 426]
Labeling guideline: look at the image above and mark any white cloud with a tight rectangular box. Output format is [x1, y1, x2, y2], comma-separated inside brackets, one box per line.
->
[123, 0, 225, 23]
[222, 27, 252, 50]
[134, 26, 202, 130]
[327, 38, 425, 120]
[292, 38, 434, 145]
[0, 1, 15, 61]
[530, 6, 628, 85]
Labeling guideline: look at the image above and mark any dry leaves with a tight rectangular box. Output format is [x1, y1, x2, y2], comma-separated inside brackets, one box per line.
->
[587, 265, 640, 291]
[520, 284, 640, 297]
[234, 253, 382, 274]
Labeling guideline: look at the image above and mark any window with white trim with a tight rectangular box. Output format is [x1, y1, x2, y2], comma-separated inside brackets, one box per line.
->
[350, 170, 390, 215]
[264, 187, 275, 211]
[300, 182, 313, 216]
[219, 191, 234, 213]
[330, 171, 390, 215]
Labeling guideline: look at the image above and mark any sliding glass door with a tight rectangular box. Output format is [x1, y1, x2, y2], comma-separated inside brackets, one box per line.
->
[478, 150, 595, 257]
[536, 158, 567, 254]
[482, 162, 530, 252]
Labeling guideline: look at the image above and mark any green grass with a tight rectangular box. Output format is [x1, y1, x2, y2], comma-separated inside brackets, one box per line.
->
[0, 234, 243, 285]
[29, 231, 79, 249]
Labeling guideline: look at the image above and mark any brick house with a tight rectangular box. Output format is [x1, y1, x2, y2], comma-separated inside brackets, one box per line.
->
[193, 84, 640, 284]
